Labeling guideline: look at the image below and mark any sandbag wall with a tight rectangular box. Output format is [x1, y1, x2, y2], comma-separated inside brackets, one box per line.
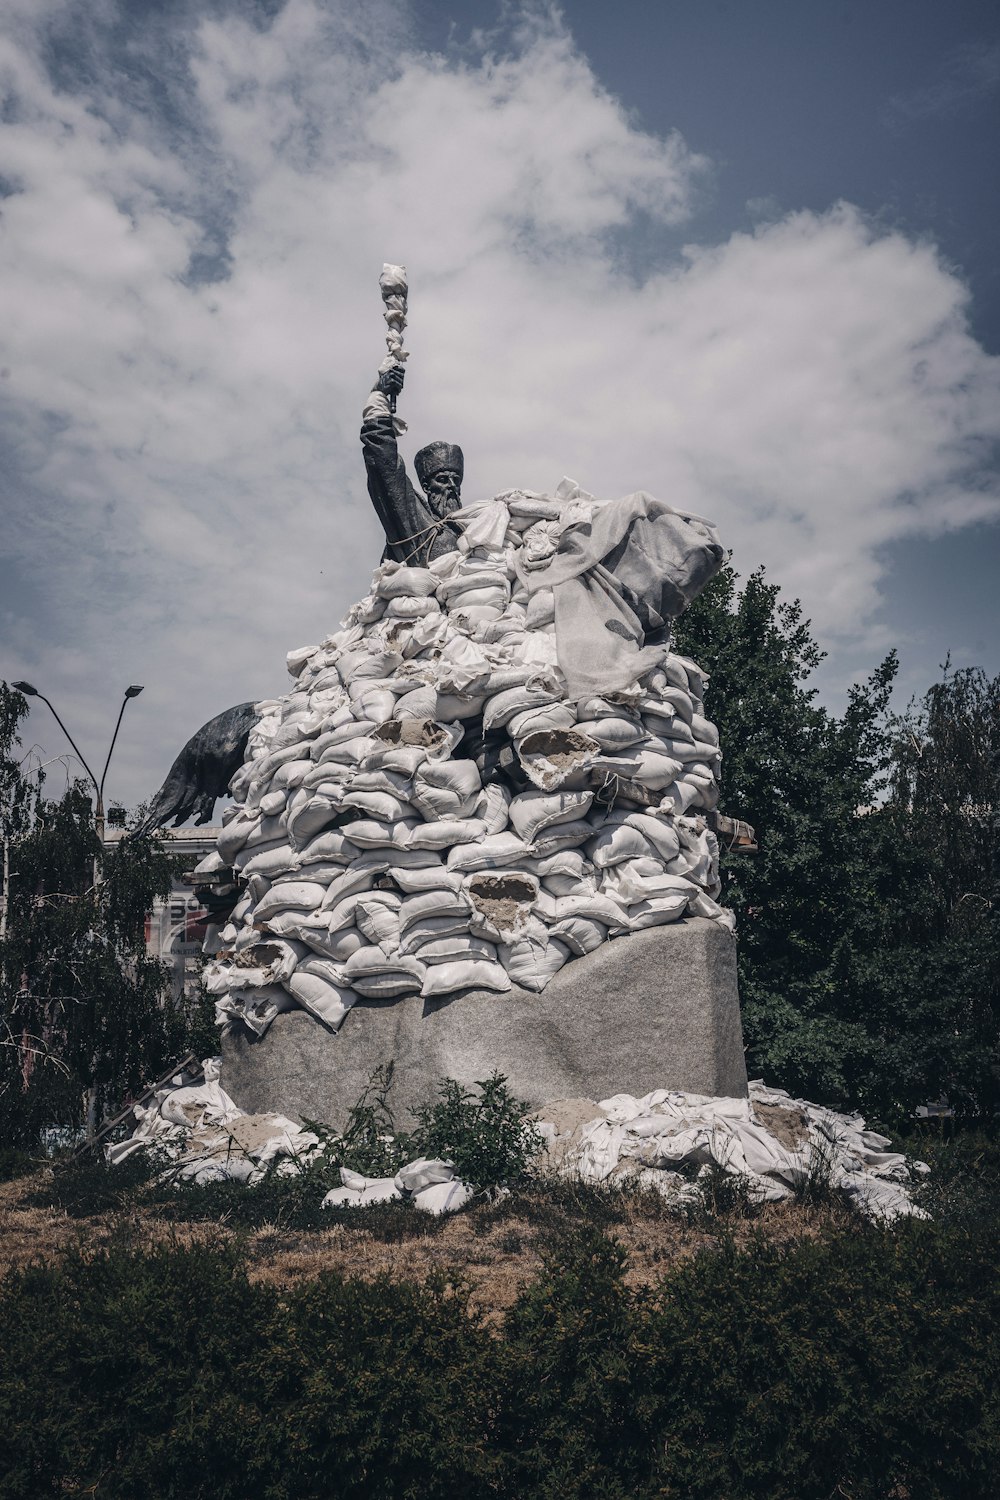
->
[201, 485, 733, 1039]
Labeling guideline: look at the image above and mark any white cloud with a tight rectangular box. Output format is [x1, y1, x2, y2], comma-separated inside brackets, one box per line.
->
[1, 0, 998, 807]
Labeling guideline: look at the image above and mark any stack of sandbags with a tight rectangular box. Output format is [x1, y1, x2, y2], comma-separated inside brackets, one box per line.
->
[556, 1081, 931, 1223]
[203, 480, 733, 1039]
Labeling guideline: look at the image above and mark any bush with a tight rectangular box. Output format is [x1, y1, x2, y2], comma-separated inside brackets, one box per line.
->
[412, 1070, 544, 1190]
[1, 1213, 997, 1499]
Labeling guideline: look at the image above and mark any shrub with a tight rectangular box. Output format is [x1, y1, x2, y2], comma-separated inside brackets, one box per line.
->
[0, 1211, 998, 1498]
[412, 1070, 543, 1190]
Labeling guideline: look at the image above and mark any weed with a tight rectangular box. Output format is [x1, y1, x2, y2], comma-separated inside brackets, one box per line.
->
[413, 1071, 543, 1190]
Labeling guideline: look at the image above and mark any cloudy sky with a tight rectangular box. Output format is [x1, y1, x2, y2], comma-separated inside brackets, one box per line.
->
[2, 0, 998, 812]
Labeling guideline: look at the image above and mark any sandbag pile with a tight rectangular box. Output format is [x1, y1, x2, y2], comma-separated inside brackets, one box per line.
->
[551, 1081, 930, 1223]
[201, 480, 732, 1039]
[106, 1058, 323, 1185]
[107, 1057, 473, 1211]
[109, 1063, 930, 1224]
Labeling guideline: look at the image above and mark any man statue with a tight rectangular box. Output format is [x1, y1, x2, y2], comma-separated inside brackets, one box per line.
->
[361, 364, 464, 566]
[140, 364, 467, 829]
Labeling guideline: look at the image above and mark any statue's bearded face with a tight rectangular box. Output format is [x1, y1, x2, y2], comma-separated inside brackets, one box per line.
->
[424, 468, 462, 517]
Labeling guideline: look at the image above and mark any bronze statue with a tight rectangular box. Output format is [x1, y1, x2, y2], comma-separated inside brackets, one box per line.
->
[361, 364, 464, 565]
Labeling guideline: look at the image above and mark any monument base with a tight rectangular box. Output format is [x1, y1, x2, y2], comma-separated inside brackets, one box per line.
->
[220, 918, 747, 1130]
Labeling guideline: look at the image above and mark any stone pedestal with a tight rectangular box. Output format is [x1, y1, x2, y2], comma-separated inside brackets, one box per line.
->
[221, 918, 747, 1130]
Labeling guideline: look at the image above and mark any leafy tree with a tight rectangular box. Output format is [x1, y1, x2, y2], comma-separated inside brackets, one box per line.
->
[0, 682, 181, 1147]
[677, 568, 1000, 1121]
[841, 666, 1000, 1118]
[674, 565, 899, 1111]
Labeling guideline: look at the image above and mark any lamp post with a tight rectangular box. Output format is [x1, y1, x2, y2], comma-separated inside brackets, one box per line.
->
[11, 682, 144, 842]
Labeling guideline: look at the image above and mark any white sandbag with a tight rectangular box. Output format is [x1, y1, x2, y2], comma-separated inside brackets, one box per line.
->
[533, 848, 588, 880]
[466, 871, 538, 941]
[315, 734, 381, 767]
[602, 861, 694, 906]
[625, 812, 681, 863]
[499, 926, 571, 992]
[627, 890, 691, 929]
[553, 892, 630, 932]
[344, 944, 424, 984]
[297, 921, 366, 963]
[410, 759, 482, 819]
[350, 767, 413, 797]
[412, 1179, 473, 1214]
[325, 888, 381, 934]
[435, 691, 487, 721]
[507, 701, 578, 738]
[363, 744, 427, 777]
[385, 596, 440, 622]
[393, 685, 439, 719]
[344, 817, 421, 849]
[300, 762, 352, 792]
[482, 683, 560, 734]
[411, 934, 497, 964]
[354, 893, 403, 950]
[525, 588, 555, 629]
[297, 829, 361, 867]
[398, 889, 471, 936]
[421, 959, 512, 997]
[219, 938, 308, 989]
[252, 881, 327, 923]
[447, 832, 533, 872]
[530, 818, 595, 856]
[657, 779, 707, 816]
[475, 782, 511, 835]
[374, 718, 464, 758]
[375, 564, 437, 598]
[285, 970, 356, 1030]
[192, 849, 229, 877]
[395, 1158, 457, 1194]
[508, 789, 594, 845]
[541, 869, 597, 898]
[239, 841, 297, 878]
[516, 728, 601, 791]
[341, 788, 414, 822]
[549, 916, 607, 954]
[399, 913, 475, 955]
[586, 822, 653, 868]
[387, 863, 464, 894]
[573, 716, 647, 750]
[312, 720, 378, 757]
[217, 812, 257, 864]
[287, 795, 341, 846]
[222, 984, 298, 1037]
[294, 953, 348, 987]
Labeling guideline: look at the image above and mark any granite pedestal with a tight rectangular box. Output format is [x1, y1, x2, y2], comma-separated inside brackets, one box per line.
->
[221, 918, 747, 1130]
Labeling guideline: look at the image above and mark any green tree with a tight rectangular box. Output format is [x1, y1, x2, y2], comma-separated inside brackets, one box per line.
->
[0, 683, 181, 1147]
[676, 568, 1000, 1121]
[674, 565, 898, 1110]
[841, 666, 1000, 1118]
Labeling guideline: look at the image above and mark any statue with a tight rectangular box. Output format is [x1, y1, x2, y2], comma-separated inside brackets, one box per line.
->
[141, 266, 749, 864]
[362, 365, 464, 566]
[142, 267, 461, 828]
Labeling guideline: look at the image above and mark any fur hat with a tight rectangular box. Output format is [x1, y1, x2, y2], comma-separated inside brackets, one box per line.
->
[414, 441, 464, 490]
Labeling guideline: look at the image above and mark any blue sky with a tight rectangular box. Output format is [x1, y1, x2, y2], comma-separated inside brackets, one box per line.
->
[1, 0, 998, 809]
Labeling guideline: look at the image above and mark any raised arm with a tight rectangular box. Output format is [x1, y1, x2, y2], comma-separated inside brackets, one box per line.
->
[360, 364, 432, 563]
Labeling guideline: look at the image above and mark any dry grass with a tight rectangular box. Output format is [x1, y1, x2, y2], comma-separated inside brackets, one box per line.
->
[0, 1164, 854, 1323]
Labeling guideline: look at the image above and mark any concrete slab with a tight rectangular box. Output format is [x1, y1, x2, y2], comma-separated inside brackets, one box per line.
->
[221, 918, 747, 1130]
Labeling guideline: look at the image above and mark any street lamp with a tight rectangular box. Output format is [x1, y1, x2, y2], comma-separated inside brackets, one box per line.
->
[12, 681, 145, 841]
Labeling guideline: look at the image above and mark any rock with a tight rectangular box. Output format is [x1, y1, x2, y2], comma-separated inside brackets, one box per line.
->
[221, 918, 747, 1130]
